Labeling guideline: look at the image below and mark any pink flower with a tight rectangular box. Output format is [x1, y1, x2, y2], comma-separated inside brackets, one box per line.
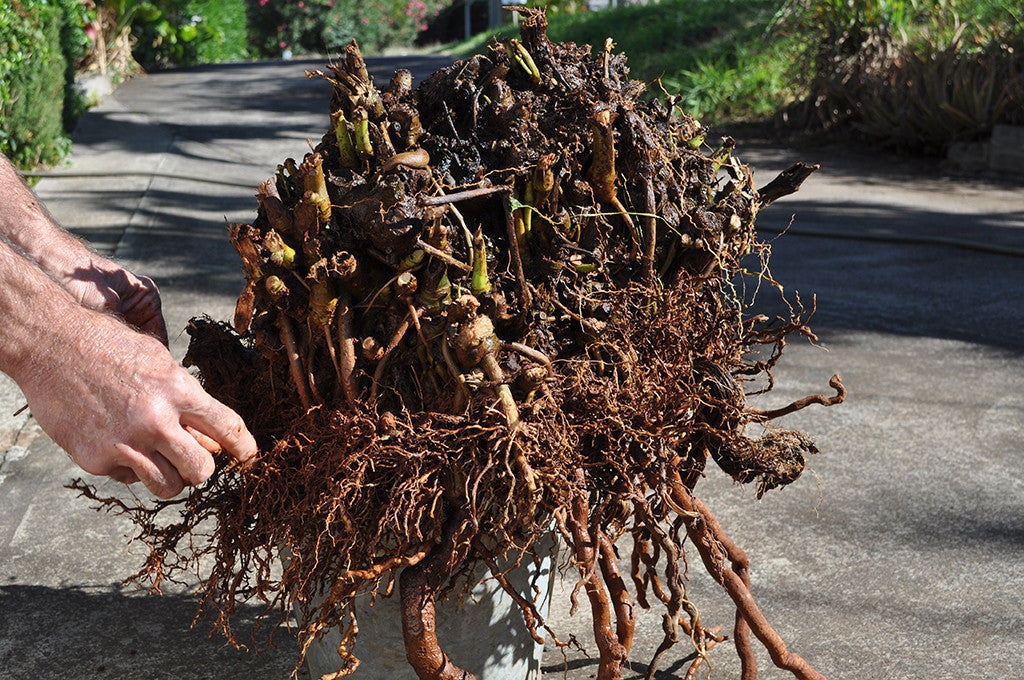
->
[297, 1, 303, 7]
[362, 15, 369, 23]
[258, 0, 267, 5]
[279, 40, 288, 48]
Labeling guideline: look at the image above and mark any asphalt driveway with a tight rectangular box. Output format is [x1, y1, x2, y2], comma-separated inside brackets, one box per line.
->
[1, 54, 1023, 680]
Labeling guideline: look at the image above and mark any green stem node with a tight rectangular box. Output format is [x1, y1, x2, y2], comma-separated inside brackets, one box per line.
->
[471, 228, 491, 295]
[310, 280, 338, 327]
[354, 109, 374, 158]
[331, 110, 359, 169]
[264, 231, 297, 269]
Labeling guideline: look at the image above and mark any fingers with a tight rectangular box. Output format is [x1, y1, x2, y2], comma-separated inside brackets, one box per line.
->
[118, 427, 217, 499]
[135, 276, 168, 344]
[57, 315, 254, 495]
[115, 444, 185, 500]
[160, 426, 217, 486]
[108, 465, 140, 485]
[107, 427, 219, 499]
[121, 275, 168, 345]
[126, 422, 247, 498]
[113, 353, 255, 494]
[184, 424, 222, 455]
[182, 402, 258, 466]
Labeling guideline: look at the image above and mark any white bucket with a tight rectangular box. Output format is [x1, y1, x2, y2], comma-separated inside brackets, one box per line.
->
[301, 540, 557, 680]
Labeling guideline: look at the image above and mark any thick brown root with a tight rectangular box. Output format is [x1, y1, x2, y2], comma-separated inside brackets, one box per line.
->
[400, 511, 476, 680]
[671, 479, 827, 680]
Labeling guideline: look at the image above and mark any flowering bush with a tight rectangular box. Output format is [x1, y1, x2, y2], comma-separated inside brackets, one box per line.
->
[248, 0, 450, 58]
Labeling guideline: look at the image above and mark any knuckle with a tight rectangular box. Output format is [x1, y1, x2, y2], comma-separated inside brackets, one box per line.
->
[196, 455, 216, 483]
[153, 479, 184, 499]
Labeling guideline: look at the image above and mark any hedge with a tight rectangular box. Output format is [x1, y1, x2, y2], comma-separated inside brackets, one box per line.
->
[0, 0, 90, 169]
[247, 0, 450, 58]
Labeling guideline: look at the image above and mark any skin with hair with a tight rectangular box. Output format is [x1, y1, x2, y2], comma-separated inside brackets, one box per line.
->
[0, 153, 257, 499]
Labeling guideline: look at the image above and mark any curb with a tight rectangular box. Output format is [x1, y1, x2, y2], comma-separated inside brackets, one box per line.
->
[947, 124, 1024, 177]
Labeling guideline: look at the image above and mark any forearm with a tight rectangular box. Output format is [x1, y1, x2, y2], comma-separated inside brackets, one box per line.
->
[0, 234, 255, 496]
[0, 235, 86, 385]
[0, 153, 96, 277]
[0, 153, 167, 340]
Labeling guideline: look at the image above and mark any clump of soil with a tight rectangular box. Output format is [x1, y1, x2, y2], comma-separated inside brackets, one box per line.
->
[73, 9, 842, 680]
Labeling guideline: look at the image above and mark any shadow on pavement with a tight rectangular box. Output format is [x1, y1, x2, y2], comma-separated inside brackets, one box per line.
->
[760, 199, 1024, 254]
[743, 227, 1024, 354]
[72, 55, 454, 167]
[542, 654, 708, 679]
[0, 583, 299, 680]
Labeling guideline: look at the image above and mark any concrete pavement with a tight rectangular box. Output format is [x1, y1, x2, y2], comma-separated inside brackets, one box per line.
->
[2, 55, 1024, 680]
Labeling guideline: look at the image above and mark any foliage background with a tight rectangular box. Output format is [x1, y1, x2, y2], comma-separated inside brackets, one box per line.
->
[457, 0, 1023, 153]
[132, 0, 250, 70]
[0, 0, 91, 168]
[1, 0, 1021, 169]
[775, 0, 1023, 151]
[246, 0, 450, 57]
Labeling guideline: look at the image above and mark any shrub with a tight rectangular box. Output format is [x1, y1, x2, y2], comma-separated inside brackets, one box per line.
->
[247, 0, 450, 58]
[323, 0, 447, 53]
[132, 0, 249, 69]
[848, 25, 1024, 152]
[247, 0, 332, 56]
[776, 0, 1024, 151]
[0, 0, 91, 169]
[183, 0, 249, 63]
[56, 0, 92, 131]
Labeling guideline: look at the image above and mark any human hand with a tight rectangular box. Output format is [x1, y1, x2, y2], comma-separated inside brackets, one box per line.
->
[0, 159, 168, 343]
[59, 255, 169, 345]
[15, 305, 257, 499]
[0, 158, 252, 497]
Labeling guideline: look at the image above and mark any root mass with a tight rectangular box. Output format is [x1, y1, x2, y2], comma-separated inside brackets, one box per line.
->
[71, 10, 842, 680]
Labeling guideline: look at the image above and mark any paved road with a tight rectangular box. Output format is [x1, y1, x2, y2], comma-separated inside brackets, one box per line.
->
[1, 54, 1023, 680]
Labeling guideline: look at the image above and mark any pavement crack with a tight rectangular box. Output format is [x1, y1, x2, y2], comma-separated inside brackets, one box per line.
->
[111, 130, 178, 262]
